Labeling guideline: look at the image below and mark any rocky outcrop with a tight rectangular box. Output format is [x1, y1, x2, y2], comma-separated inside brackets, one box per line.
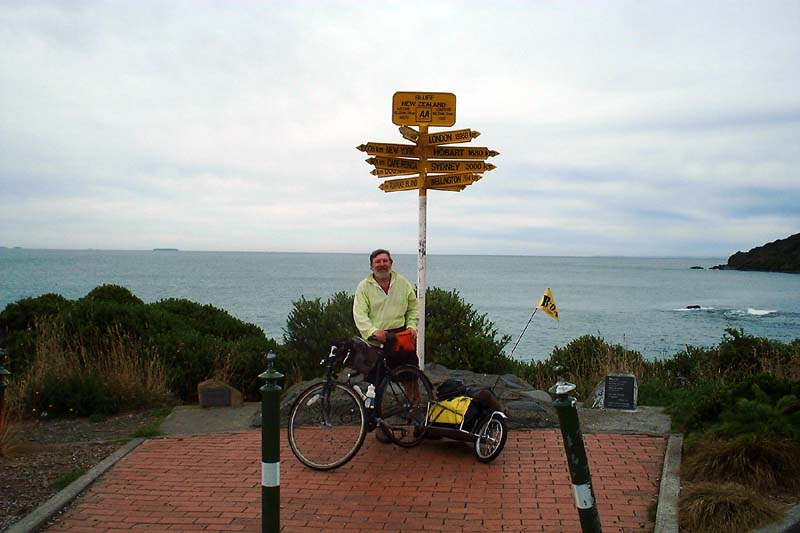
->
[712, 233, 800, 273]
[277, 363, 558, 430]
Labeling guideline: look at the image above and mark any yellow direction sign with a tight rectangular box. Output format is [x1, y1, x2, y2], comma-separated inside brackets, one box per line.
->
[366, 156, 420, 172]
[379, 173, 482, 193]
[356, 142, 418, 157]
[392, 92, 456, 127]
[427, 160, 496, 174]
[398, 125, 419, 142]
[428, 173, 482, 189]
[371, 168, 419, 177]
[422, 128, 480, 146]
[422, 146, 499, 160]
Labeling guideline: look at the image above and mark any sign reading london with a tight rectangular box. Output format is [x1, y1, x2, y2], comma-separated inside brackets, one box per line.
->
[392, 92, 456, 127]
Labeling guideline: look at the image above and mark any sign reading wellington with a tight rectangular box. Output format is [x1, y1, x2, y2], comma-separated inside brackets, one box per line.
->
[392, 92, 456, 127]
[356, 91, 500, 368]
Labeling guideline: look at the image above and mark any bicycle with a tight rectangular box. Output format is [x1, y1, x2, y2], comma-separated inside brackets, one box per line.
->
[287, 340, 434, 471]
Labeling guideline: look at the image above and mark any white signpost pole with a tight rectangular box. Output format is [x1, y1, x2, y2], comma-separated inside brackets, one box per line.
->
[417, 125, 428, 369]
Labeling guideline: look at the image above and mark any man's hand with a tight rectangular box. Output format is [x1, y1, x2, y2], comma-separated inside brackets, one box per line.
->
[373, 330, 388, 343]
[407, 328, 417, 343]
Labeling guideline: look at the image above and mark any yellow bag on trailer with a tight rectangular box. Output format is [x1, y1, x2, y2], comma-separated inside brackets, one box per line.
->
[428, 396, 473, 425]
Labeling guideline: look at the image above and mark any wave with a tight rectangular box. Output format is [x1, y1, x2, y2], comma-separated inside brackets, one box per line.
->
[723, 308, 778, 317]
[673, 307, 778, 317]
[747, 308, 777, 316]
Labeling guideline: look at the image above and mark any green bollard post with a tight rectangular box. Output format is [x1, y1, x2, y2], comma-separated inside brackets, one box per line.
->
[0, 348, 11, 435]
[549, 378, 602, 533]
[259, 351, 284, 533]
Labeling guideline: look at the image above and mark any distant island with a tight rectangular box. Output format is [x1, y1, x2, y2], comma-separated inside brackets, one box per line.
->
[153, 248, 179, 252]
[712, 233, 800, 273]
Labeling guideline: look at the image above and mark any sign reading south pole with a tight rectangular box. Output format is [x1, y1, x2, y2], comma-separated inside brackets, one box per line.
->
[393, 92, 456, 127]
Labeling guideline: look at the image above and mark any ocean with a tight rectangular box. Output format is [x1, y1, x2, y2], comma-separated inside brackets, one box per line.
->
[1, 248, 799, 362]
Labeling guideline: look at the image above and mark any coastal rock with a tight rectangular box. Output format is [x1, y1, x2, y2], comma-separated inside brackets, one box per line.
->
[274, 363, 559, 430]
[712, 233, 800, 273]
[197, 379, 243, 408]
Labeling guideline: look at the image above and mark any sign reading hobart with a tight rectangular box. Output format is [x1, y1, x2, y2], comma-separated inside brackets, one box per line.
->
[392, 92, 456, 127]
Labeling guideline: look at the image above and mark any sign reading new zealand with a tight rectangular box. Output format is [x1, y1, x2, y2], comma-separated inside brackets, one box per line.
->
[392, 92, 456, 126]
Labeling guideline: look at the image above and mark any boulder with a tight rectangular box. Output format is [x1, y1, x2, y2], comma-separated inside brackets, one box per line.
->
[197, 379, 243, 408]
[273, 363, 558, 430]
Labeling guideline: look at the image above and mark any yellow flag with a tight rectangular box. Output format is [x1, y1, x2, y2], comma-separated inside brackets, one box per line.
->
[537, 288, 559, 320]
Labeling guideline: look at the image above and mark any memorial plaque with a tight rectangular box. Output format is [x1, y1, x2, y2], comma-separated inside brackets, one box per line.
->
[603, 374, 637, 410]
[200, 387, 231, 407]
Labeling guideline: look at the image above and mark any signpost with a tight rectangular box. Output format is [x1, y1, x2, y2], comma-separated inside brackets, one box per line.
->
[357, 92, 499, 368]
[422, 128, 480, 145]
[357, 142, 418, 157]
[392, 92, 456, 127]
[424, 146, 499, 159]
[378, 173, 482, 193]
[370, 168, 419, 177]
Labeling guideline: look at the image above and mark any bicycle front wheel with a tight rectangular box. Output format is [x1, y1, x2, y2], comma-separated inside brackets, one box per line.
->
[376, 365, 433, 447]
[287, 381, 367, 470]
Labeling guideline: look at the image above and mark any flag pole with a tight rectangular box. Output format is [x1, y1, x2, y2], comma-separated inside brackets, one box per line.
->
[510, 308, 537, 357]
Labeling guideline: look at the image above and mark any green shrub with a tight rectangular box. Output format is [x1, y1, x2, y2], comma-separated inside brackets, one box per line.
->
[35, 373, 119, 417]
[424, 288, 513, 374]
[2, 286, 279, 413]
[0, 293, 71, 373]
[217, 335, 281, 399]
[85, 284, 144, 306]
[671, 374, 800, 442]
[510, 335, 650, 401]
[282, 291, 359, 382]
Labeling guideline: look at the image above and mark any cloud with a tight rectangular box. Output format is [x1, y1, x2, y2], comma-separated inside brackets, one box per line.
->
[1, 1, 799, 255]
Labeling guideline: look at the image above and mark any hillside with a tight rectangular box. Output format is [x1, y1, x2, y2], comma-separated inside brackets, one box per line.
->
[712, 233, 800, 273]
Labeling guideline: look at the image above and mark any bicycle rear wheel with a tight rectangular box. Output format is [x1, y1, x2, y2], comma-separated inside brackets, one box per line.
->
[376, 365, 433, 447]
[287, 381, 367, 470]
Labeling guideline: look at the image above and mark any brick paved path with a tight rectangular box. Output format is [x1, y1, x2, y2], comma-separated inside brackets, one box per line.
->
[45, 430, 665, 532]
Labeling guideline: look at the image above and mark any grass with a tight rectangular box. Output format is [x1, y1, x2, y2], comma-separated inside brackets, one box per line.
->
[7, 317, 172, 419]
[50, 469, 86, 490]
[132, 422, 163, 438]
[682, 436, 800, 494]
[679, 482, 782, 532]
[0, 422, 32, 458]
[130, 406, 173, 438]
[146, 407, 173, 417]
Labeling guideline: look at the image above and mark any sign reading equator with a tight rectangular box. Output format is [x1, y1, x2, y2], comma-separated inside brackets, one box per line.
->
[392, 92, 456, 126]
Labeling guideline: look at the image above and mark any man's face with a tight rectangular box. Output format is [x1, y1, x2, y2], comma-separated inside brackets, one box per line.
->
[371, 253, 393, 279]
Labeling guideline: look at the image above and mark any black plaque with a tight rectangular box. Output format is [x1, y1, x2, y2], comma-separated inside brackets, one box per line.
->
[603, 374, 636, 410]
[200, 387, 231, 407]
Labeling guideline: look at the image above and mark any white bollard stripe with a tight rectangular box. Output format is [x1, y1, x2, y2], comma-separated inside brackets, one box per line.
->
[572, 482, 594, 509]
[262, 461, 280, 487]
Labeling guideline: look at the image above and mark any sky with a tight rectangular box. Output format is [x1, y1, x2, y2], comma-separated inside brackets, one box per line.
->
[1, 1, 798, 257]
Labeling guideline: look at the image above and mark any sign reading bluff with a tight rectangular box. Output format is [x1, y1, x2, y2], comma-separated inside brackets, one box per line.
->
[393, 92, 456, 127]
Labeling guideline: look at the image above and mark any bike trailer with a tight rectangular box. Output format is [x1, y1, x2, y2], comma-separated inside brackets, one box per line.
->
[427, 395, 480, 431]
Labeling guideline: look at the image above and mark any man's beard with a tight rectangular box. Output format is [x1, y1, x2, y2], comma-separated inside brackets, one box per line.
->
[373, 269, 391, 282]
